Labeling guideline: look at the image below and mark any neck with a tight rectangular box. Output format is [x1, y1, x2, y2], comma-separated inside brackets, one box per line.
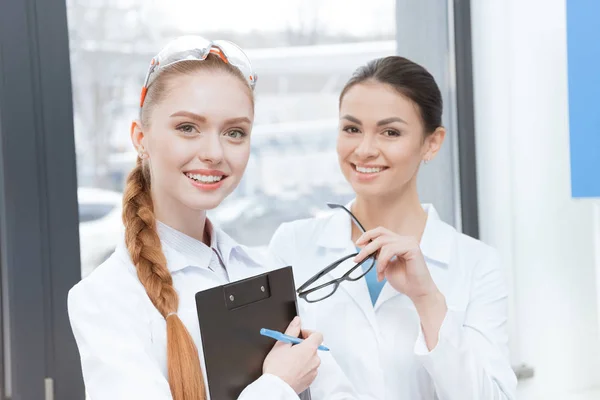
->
[151, 189, 209, 245]
[351, 180, 427, 240]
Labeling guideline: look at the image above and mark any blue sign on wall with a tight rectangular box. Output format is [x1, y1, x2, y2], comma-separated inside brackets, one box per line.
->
[567, 0, 600, 198]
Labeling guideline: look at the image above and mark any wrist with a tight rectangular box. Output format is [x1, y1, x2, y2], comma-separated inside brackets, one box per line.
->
[412, 290, 446, 317]
[412, 291, 447, 351]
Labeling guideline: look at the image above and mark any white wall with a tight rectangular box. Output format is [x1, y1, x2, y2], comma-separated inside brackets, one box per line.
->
[471, 0, 600, 399]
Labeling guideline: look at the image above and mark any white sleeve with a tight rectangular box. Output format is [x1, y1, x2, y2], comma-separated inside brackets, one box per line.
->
[413, 250, 518, 400]
[68, 279, 173, 400]
[71, 278, 304, 400]
[238, 374, 300, 400]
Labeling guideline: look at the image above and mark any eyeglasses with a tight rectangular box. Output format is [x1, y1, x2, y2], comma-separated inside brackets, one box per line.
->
[139, 35, 257, 108]
[296, 203, 378, 303]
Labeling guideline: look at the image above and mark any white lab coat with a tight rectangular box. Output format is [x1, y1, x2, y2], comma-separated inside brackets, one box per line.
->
[68, 224, 358, 400]
[268, 203, 518, 400]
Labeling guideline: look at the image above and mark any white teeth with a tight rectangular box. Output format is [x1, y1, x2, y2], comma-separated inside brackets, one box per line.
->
[185, 173, 223, 183]
[356, 166, 383, 174]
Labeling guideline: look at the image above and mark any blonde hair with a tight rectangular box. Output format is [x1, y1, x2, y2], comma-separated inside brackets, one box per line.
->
[123, 55, 252, 400]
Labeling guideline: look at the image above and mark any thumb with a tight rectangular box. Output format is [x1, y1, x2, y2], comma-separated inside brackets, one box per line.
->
[283, 316, 301, 338]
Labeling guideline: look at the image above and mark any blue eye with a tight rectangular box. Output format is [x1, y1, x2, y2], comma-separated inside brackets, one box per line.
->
[225, 129, 247, 139]
[177, 124, 199, 135]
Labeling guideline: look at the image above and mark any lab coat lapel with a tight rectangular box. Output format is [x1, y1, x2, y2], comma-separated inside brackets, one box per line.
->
[316, 209, 381, 338]
[374, 204, 454, 310]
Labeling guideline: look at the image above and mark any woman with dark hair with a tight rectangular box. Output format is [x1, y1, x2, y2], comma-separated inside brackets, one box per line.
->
[269, 56, 517, 399]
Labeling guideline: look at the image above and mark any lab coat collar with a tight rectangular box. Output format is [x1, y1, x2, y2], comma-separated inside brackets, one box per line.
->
[315, 200, 355, 249]
[313, 201, 381, 338]
[115, 221, 263, 274]
[315, 200, 453, 266]
[419, 204, 454, 266]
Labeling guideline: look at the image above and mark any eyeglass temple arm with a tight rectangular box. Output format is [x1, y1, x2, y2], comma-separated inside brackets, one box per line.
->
[326, 203, 367, 233]
[297, 254, 356, 292]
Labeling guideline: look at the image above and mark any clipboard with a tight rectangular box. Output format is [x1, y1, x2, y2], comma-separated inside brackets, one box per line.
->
[195, 266, 311, 400]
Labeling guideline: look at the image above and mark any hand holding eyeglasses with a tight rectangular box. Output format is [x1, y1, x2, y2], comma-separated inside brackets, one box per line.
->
[297, 204, 444, 308]
[354, 227, 439, 303]
[355, 227, 448, 350]
[297, 204, 448, 350]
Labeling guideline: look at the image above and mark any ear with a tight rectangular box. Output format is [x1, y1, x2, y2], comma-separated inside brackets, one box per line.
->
[422, 126, 446, 162]
[130, 120, 148, 157]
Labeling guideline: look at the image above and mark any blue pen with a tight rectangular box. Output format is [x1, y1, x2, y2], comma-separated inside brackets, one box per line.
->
[260, 328, 330, 351]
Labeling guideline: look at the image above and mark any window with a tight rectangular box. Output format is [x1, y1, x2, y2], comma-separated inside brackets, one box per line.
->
[67, 0, 396, 275]
[78, 202, 115, 223]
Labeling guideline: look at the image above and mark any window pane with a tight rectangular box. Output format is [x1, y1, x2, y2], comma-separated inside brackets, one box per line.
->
[67, 0, 396, 277]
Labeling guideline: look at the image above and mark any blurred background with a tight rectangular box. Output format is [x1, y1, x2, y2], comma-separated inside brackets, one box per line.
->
[0, 0, 599, 399]
[69, 0, 398, 275]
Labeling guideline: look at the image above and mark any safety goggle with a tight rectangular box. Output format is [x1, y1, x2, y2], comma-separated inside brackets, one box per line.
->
[139, 35, 257, 108]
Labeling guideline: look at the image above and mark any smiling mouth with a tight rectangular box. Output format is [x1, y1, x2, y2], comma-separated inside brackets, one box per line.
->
[183, 172, 227, 184]
[352, 163, 388, 174]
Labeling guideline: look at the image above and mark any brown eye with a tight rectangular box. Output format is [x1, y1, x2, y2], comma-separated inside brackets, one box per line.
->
[382, 129, 401, 137]
[343, 126, 360, 134]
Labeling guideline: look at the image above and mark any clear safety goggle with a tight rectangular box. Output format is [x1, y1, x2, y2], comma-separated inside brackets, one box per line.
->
[139, 35, 257, 107]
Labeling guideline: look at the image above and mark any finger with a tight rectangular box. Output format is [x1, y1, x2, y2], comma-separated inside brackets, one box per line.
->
[284, 316, 301, 337]
[300, 329, 314, 339]
[302, 331, 324, 350]
[273, 316, 301, 349]
[356, 227, 391, 245]
[307, 369, 318, 385]
[354, 236, 383, 262]
[355, 227, 389, 246]
[376, 247, 397, 281]
[310, 355, 322, 370]
[354, 236, 391, 263]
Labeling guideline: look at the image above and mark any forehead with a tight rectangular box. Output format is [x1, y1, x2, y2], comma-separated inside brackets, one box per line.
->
[340, 81, 421, 126]
[156, 70, 254, 119]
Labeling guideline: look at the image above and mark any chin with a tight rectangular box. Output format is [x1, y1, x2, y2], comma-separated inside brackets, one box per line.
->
[353, 186, 384, 198]
[181, 189, 230, 211]
[178, 178, 239, 211]
[182, 197, 223, 211]
[349, 180, 391, 197]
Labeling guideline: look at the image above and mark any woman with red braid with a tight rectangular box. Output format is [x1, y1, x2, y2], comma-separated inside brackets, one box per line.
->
[68, 36, 357, 400]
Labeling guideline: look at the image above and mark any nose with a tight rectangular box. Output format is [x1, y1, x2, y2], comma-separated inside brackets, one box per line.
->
[197, 132, 224, 165]
[354, 134, 379, 160]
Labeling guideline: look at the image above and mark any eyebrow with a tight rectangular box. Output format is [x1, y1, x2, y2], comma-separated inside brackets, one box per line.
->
[341, 115, 362, 125]
[340, 115, 408, 126]
[225, 116, 252, 125]
[376, 117, 408, 126]
[170, 111, 206, 122]
[170, 111, 251, 125]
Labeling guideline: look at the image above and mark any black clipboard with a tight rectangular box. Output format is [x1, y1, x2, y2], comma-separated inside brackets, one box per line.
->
[195, 266, 311, 400]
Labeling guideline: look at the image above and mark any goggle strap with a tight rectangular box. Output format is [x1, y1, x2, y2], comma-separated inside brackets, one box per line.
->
[139, 86, 148, 108]
[209, 47, 228, 64]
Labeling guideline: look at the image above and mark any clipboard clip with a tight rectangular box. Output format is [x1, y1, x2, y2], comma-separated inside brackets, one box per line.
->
[223, 274, 271, 310]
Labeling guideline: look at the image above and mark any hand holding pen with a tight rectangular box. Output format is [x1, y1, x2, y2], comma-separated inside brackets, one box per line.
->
[261, 328, 330, 351]
[262, 317, 325, 394]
